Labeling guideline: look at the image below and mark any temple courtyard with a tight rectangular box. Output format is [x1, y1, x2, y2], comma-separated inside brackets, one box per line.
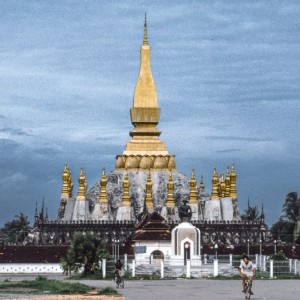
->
[0, 274, 299, 300]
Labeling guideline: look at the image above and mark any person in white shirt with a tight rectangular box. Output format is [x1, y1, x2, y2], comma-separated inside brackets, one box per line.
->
[239, 254, 256, 295]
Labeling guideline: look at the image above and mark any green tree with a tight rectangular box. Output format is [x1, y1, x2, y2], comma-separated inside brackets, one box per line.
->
[60, 232, 110, 275]
[241, 205, 260, 223]
[1, 213, 31, 244]
[271, 217, 294, 243]
[271, 192, 300, 243]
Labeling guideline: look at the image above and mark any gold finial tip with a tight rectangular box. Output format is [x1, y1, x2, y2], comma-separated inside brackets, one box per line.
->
[143, 13, 148, 45]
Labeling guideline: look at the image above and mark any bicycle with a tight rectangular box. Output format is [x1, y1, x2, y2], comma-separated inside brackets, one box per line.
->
[244, 276, 252, 300]
[115, 269, 124, 289]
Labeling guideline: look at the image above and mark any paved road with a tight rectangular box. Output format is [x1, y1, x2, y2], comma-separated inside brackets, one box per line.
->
[0, 275, 300, 300]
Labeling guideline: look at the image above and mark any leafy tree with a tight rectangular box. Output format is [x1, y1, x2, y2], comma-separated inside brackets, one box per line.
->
[60, 232, 110, 275]
[1, 213, 31, 244]
[271, 192, 300, 243]
[271, 216, 294, 242]
[241, 205, 260, 223]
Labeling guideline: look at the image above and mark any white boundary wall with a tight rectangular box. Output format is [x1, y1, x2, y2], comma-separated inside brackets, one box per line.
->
[0, 263, 63, 273]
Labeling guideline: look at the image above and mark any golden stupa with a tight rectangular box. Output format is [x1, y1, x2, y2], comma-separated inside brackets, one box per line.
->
[115, 15, 175, 170]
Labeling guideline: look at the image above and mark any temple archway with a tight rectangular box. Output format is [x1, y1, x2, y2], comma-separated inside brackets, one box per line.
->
[150, 250, 164, 264]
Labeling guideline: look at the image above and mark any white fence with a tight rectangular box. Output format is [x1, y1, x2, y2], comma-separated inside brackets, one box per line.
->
[1, 254, 299, 278]
[0, 263, 63, 273]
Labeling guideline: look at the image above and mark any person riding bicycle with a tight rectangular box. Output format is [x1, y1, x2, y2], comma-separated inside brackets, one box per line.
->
[114, 259, 124, 288]
[239, 254, 256, 295]
[115, 260, 123, 277]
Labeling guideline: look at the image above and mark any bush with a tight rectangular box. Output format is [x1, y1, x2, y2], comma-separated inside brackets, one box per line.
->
[60, 232, 110, 275]
[268, 251, 288, 261]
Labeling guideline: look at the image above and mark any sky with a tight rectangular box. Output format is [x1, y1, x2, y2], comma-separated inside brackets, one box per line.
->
[0, 0, 299, 227]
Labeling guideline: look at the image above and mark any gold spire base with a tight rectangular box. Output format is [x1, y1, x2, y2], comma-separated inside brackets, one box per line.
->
[76, 196, 86, 201]
[115, 154, 176, 170]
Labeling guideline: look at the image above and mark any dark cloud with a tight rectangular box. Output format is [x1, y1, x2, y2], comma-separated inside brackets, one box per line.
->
[205, 136, 277, 142]
[0, 1, 299, 228]
[214, 149, 241, 153]
[0, 127, 30, 136]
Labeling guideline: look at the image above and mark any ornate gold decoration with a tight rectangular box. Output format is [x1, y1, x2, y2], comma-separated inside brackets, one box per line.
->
[121, 170, 130, 206]
[145, 170, 153, 208]
[61, 164, 69, 198]
[225, 166, 231, 197]
[220, 173, 226, 198]
[189, 169, 198, 204]
[166, 170, 174, 208]
[99, 168, 108, 204]
[229, 163, 237, 200]
[67, 166, 73, 198]
[211, 168, 219, 200]
[77, 168, 87, 200]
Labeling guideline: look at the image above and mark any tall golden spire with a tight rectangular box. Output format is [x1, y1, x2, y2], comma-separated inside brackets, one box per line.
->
[189, 169, 198, 204]
[229, 163, 237, 199]
[67, 166, 73, 197]
[166, 170, 175, 208]
[99, 168, 108, 204]
[61, 164, 69, 198]
[145, 169, 153, 208]
[121, 170, 130, 206]
[121, 16, 170, 160]
[77, 168, 87, 200]
[115, 15, 176, 170]
[211, 168, 219, 200]
[225, 166, 231, 197]
[133, 14, 157, 108]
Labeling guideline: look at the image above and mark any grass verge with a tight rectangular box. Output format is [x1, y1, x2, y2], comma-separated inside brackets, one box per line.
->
[0, 276, 92, 294]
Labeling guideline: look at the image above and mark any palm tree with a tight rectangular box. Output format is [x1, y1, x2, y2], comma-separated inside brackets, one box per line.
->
[241, 200, 261, 223]
[60, 232, 110, 275]
[271, 192, 300, 243]
[2, 213, 31, 244]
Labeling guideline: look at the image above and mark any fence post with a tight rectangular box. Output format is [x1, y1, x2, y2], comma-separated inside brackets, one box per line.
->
[255, 254, 258, 267]
[289, 259, 292, 273]
[161, 260, 164, 279]
[132, 259, 136, 277]
[102, 259, 106, 278]
[263, 255, 266, 272]
[294, 260, 298, 276]
[186, 259, 191, 278]
[259, 254, 262, 269]
[270, 260, 273, 279]
[204, 254, 207, 264]
[213, 259, 218, 277]
[124, 254, 128, 271]
[229, 254, 233, 266]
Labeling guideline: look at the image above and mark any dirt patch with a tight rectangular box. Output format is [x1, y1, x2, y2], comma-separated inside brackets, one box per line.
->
[4, 296, 124, 300]
[0, 287, 36, 292]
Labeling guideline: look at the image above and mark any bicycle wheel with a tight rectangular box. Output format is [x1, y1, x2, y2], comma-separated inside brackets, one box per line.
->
[246, 287, 251, 299]
[245, 282, 251, 299]
[115, 277, 120, 288]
